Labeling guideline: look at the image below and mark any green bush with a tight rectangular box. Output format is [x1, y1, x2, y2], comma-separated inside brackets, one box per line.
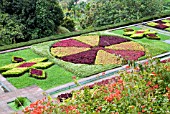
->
[14, 97, 25, 108]
[56, 26, 70, 34]
[0, 0, 64, 42]
[62, 17, 75, 31]
[0, 12, 24, 45]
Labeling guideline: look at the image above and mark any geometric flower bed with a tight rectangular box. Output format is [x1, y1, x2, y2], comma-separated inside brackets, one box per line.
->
[0, 57, 53, 78]
[146, 18, 170, 32]
[123, 28, 160, 40]
[50, 35, 145, 64]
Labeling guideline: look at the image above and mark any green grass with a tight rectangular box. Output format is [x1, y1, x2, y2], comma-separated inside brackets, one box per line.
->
[0, 49, 40, 67]
[7, 65, 74, 90]
[0, 49, 74, 90]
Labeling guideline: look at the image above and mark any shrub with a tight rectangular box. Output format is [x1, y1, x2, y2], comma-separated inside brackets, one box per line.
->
[23, 58, 170, 113]
[62, 17, 75, 31]
[56, 26, 70, 34]
[14, 97, 25, 108]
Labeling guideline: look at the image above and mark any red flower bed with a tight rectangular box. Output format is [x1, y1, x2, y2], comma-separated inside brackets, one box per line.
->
[30, 69, 43, 76]
[161, 58, 170, 63]
[155, 24, 169, 29]
[52, 39, 91, 48]
[51, 36, 145, 65]
[18, 62, 36, 68]
[99, 36, 130, 47]
[105, 50, 145, 60]
[135, 31, 145, 34]
[147, 18, 170, 31]
[155, 20, 164, 24]
[61, 50, 98, 64]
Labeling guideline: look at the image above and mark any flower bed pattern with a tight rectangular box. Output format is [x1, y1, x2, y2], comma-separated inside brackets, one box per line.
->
[50, 36, 145, 64]
[123, 28, 160, 40]
[0, 57, 53, 78]
[146, 18, 170, 32]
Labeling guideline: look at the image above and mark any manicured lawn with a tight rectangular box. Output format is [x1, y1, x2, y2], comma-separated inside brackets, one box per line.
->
[0, 49, 40, 67]
[0, 49, 74, 90]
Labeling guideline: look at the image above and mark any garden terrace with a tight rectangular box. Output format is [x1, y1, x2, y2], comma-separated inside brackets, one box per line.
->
[0, 16, 170, 113]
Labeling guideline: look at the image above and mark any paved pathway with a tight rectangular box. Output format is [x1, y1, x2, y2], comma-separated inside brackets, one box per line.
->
[0, 46, 30, 54]
[0, 85, 44, 114]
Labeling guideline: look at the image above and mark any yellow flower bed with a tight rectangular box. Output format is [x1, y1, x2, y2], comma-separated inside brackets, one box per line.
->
[105, 41, 145, 51]
[51, 47, 90, 57]
[95, 50, 123, 65]
[73, 36, 100, 46]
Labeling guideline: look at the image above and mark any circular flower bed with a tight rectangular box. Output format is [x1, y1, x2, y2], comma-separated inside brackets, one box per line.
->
[50, 36, 145, 65]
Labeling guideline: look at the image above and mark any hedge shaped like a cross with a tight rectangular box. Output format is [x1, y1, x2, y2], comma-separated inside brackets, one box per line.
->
[0, 56, 54, 79]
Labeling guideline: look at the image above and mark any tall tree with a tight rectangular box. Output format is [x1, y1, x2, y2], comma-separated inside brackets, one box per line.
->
[0, 0, 64, 42]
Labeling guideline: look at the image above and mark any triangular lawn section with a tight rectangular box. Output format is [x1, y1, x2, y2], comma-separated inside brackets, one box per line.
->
[105, 41, 145, 51]
[99, 36, 130, 47]
[51, 47, 90, 57]
[105, 49, 145, 60]
[52, 39, 91, 48]
[73, 36, 100, 47]
[95, 50, 122, 65]
[61, 50, 98, 64]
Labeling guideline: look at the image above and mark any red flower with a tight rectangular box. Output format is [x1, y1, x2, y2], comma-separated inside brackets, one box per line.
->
[72, 76, 76, 80]
[142, 109, 145, 113]
[97, 106, 102, 111]
[146, 81, 152, 86]
[141, 105, 145, 108]
[118, 79, 123, 84]
[125, 65, 130, 69]
[145, 61, 148, 65]
[166, 87, 170, 91]
[153, 84, 159, 89]
[151, 72, 157, 76]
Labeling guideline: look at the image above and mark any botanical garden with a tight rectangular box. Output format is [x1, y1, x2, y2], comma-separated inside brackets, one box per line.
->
[0, 0, 170, 114]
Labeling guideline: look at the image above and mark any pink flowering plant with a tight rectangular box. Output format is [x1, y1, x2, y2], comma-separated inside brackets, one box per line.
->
[23, 58, 170, 114]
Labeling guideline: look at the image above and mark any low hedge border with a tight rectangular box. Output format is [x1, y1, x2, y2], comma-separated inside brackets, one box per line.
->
[0, 12, 170, 51]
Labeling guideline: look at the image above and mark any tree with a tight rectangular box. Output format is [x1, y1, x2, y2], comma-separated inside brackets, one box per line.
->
[0, 0, 64, 41]
[0, 12, 24, 45]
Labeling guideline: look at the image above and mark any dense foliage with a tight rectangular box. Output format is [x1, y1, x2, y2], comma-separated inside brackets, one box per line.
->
[0, 0, 64, 45]
[61, 0, 168, 29]
[23, 58, 170, 113]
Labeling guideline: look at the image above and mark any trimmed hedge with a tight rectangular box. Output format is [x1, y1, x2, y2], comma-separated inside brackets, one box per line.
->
[0, 12, 170, 51]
